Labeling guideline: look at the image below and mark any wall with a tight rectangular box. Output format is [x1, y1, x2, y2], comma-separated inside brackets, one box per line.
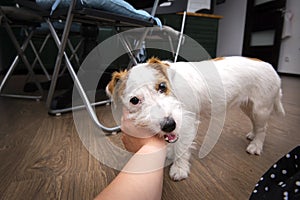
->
[277, 0, 300, 75]
[214, 0, 247, 57]
[215, 0, 299, 75]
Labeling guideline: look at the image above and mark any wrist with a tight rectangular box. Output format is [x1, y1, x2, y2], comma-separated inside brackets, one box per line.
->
[137, 137, 166, 154]
[123, 141, 167, 173]
[138, 143, 166, 154]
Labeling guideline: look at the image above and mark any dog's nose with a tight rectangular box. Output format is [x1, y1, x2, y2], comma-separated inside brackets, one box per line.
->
[160, 117, 176, 133]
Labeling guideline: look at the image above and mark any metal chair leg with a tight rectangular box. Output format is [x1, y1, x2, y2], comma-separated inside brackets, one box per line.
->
[45, 0, 75, 107]
[45, 7, 120, 132]
[174, 11, 186, 62]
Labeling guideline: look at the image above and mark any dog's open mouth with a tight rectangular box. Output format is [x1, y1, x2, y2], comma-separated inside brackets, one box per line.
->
[164, 133, 178, 143]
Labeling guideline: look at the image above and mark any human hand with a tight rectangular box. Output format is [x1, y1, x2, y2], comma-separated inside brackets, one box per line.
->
[121, 133, 166, 153]
[121, 108, 166, 153]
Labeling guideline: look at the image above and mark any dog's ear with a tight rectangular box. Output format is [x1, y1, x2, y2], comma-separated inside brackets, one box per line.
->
[147, 57, 162, 64]
[147, 57, 170, 67]
[106, 70, 127, 97]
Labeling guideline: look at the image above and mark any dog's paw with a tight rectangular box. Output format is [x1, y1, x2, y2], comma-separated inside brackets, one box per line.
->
[246, 141, 263, 155]
[169, 164, 190, 181]
[246, 132, 255, 141]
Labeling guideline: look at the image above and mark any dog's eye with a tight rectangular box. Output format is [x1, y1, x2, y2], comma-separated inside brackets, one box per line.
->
[158, 82, 167, 93]
[130, 96, 140, 105]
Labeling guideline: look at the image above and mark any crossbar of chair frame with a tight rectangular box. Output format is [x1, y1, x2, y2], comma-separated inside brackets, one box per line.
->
[23, 29, 82, 86]
[25, 30, 51, 81]
[67, 38, 82, 67]
[0, 7, 44, 100]
[58, 37, 84, 76]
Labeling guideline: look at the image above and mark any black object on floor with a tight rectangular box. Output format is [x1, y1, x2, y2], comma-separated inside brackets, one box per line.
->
[23, 74, 73, 92]
[50, 89, 73, 110]
[49, 88, 109, 113]
[250, 146, 300, 200]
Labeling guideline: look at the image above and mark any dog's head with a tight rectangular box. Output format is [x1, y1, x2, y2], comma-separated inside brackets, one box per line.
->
[106, 58, 182, 143]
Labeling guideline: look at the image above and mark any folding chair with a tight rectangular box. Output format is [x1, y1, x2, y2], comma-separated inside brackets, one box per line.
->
[0, 5, 45, 99]
[19, 0, 188, 133]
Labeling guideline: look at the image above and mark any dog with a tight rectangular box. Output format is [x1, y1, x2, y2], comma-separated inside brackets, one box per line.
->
[106, 56, 285, 181]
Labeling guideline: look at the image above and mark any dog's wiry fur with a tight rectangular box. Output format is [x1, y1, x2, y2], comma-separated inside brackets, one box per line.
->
[106, 56, 285, 181]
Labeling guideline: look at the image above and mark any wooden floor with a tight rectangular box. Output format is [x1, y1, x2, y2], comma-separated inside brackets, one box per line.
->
[0, 75, 299, 200]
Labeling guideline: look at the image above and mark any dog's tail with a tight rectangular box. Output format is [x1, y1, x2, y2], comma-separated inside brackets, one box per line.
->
[274, 89, 285, 116]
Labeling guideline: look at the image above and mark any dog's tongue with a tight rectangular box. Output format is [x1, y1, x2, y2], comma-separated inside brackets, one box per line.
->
[164, 133, 178, 143]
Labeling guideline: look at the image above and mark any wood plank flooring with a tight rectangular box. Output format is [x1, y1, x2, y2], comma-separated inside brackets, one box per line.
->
[0, 75, 299, 200]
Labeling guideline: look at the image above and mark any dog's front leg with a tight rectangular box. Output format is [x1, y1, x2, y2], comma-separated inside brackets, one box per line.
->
[168, 113, 199, 181]
[168, 129, 196, 181]
[169, 145, 192, 181]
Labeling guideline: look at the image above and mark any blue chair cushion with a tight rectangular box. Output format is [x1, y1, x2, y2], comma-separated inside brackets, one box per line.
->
[36, 0, 153, 21]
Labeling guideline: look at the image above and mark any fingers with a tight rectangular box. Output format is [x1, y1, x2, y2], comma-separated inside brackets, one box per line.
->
[121, 133, 144, 153]
[122, 133, 166, 153]
[121, 108, 157, 139]
[121, 107, 166, 153]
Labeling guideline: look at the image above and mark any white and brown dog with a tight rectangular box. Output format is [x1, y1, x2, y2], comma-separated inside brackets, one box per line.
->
[106, 56, 285, 181]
